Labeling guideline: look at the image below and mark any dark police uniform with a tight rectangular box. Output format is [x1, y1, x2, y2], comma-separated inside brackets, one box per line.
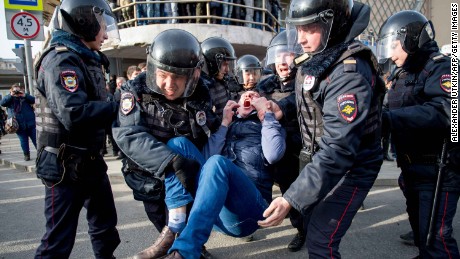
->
[112, 72, 219, 232]
[385, 50, 460, 258]
[282, 3, 385, 257]
[202, 73, 230, 119]
[34, 31, 120, 259]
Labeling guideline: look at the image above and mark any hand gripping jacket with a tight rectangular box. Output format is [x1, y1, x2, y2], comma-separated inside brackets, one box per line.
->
[112, 73, 220, 201]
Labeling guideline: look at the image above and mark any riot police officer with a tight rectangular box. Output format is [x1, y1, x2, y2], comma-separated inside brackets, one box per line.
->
[258, 1, 385, 257]
[256, 30, 305, 252]
[377, 10, 459, 258]
[112, 29, 219, 259]
[34, 0, 121, 258]
[230, 54, 263, 100]
[201, 37, 237, 118]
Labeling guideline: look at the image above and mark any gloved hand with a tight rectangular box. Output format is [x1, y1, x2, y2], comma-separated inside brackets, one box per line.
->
[170, 155, 200, 194]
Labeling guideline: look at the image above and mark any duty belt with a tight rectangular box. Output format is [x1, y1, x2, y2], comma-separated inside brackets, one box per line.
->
[399, 154, 438, 165]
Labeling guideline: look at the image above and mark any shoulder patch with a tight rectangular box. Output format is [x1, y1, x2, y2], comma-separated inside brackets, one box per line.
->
[60, 70, 78, 92]
[337, 94, 358, 123]
[440, 74, 451, 93]
[121, 92, 135, 115]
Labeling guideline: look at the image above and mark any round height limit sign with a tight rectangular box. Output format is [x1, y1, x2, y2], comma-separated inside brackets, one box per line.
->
[10, 12, 40, 39]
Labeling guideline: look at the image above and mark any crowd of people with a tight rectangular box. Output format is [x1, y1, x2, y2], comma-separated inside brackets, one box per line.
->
[28, 0, 458, 258]
[111, 0, 282, 31]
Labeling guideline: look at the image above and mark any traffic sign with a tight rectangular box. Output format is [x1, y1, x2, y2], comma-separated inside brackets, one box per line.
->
[10, 12, 40, 39]
[4, 0, 43, 11]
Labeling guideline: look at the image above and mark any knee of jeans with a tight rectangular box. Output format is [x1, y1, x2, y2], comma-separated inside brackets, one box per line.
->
[167, 136, 190, 149]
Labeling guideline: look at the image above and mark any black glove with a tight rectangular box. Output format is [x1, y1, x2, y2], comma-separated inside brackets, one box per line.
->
[170, 155, 200, 194]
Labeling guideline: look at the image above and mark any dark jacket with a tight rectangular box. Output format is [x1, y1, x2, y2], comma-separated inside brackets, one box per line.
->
[112, 72, 220, 201]
[283, 2, 384, 214]
[0, 93, 36, 130]
[34, 30, 118, 181]
[385, 46, 459, 192]
[222, 111, 286, 202]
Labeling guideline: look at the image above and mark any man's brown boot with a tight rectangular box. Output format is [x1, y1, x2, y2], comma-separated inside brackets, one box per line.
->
[134, 226, 176, 259]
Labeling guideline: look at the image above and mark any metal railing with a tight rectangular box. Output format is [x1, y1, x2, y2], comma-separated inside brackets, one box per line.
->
[112, 0, 284, 33]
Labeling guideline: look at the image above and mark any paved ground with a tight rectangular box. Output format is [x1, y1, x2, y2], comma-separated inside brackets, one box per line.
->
[2, 134, 456, 258]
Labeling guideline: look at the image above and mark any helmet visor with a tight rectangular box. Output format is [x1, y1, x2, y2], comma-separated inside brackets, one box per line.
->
[286, 10, 333, 55]
[217, 57, 236, 78]
[236, 68, 262, 87]
[265, 45, 295, 67]
[97, 11, 120, 45]
[376, 32, 399, 64]
[146, 56, 202, 99]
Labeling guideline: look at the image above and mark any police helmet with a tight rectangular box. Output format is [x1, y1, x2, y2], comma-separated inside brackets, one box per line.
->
[52, 0, 120, 43]
[146, 29, 203, 98]
[376, 10, 435, 64]
[265, 31, 295, 72]
[285, 0, 353, 55]
[201, 37, 236, 78]
[235, 55, 262, 86]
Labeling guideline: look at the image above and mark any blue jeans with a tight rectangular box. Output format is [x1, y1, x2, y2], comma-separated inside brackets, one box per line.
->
[221, 0, 233, 25]
[165, 137, 268, 258]
[16, 125, 36, 154]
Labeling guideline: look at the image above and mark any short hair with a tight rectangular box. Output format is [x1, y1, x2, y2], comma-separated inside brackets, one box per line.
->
[127, 65, 141, 78]
[138, 62, 147, 70]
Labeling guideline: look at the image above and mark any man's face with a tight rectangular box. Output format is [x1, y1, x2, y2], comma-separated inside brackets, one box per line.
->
[155, 68, 187, 100]
[216, 60, 230, 80]
[85, 19, 108, 51]
[242, 69, 261, 89]
[237, 90, 260, 117]
[274, 52, 294, 78]
[129, 70, 140, 80]
[296, 23, 323, 53]
[390, 40, 408, 67]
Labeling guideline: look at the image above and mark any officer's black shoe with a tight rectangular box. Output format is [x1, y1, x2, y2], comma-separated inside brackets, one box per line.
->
[200, 246, 212, 259]
[24, 152, 30, 161]
[116, 152, 124, 160]
[288, 230, 306, 252]
[400, 230, 415, 246]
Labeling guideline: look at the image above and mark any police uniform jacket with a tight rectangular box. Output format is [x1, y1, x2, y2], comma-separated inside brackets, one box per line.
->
[283, 2, 384, 214]
[385, 45, 460, 192]
[112, 72, 220, 201]
[34, 30, 118, 181]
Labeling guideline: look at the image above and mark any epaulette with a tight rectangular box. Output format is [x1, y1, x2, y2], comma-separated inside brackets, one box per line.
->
[55, 46, 68, 53]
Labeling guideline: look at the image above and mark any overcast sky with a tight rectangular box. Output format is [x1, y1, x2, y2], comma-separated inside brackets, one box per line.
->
[0, 2, 44, 60]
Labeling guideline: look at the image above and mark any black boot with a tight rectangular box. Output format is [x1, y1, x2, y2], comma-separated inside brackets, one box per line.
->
[288, 229, 306, 252]
[24, 152, 30, 161]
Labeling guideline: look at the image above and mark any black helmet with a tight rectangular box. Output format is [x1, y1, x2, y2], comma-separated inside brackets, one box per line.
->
[285, 0, 353, 55]
[376, 10, 434, 63]
[52, 0, 120, 43]
[235, 55, 262, 88]
[146, 29, 203, 99]
[265, 31, 295, 70]
[201, 37, 236, 78]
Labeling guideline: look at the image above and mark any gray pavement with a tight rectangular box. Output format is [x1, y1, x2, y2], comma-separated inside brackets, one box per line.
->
[2, 133, 443, 259]
[0, 133, 401, 186]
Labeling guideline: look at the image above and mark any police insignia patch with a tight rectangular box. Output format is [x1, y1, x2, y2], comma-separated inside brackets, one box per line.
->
[121, 92, 135, 115]
[303, 75, 316, 91]
[196, 111, 206, 126]
[440, 74, 451, 93]
[60, 70, 78, 92]
[337, 94, 358, 123]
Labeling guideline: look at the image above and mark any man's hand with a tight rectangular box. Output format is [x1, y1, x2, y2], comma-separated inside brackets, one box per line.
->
[222, 100, 239, 127]
[170, 155, 200, 194]
[258, 197, 292, 227]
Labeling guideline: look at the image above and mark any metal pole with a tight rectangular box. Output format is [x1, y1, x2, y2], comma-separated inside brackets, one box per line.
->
[23, 38, 34, 95]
